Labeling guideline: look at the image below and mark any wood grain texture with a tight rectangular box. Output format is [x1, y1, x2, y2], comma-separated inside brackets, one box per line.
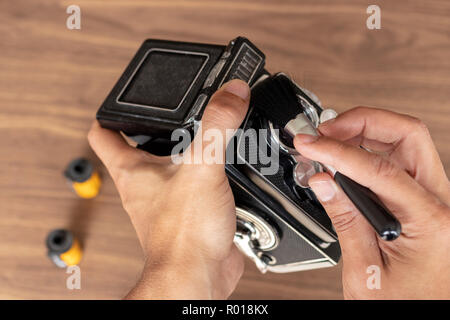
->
[0, 0, 449, 299]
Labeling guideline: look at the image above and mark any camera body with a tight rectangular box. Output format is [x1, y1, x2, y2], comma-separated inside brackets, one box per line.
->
[97, 37, 341, 273]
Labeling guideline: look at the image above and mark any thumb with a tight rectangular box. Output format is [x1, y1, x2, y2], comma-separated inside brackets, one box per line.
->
[308, 173, 382, 269]
[185, 79, 250, 168]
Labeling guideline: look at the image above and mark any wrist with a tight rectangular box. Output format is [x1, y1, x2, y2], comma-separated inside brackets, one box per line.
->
[126, 254, 216, 299]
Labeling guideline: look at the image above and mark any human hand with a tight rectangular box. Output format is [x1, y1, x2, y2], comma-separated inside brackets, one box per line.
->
[88, 80, 251, 299]
[294, 107, 450, 299]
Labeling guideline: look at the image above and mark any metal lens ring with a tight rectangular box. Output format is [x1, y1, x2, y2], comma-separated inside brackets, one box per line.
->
[298, 95, 320, 128]
[268, 120, 296, 154]
[267, 94, 320, 155]
[265, 84, 323, 189]
[235, 207, 279, 251]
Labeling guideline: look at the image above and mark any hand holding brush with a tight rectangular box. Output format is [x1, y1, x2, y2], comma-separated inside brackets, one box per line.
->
[293, 98, 450, 300]
[251, 74, 401, 240]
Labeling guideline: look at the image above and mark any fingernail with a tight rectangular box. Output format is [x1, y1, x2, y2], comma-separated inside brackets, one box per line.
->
[309, 180, 336, 202]
[222, 79, 250, 100]
[295, 133, 319, 144]
[319, 108, 338, 124]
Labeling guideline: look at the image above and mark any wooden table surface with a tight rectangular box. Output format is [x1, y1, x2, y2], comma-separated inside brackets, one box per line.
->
[1, 0, 449, 299]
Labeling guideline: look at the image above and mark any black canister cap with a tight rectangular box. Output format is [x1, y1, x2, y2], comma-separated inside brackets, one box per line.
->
[64, 158, 93, 182]
[46, 229, 73, 254]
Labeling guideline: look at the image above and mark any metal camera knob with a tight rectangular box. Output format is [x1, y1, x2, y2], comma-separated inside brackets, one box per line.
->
[293, 156, 322, 188]
[233, 207, 279, 273]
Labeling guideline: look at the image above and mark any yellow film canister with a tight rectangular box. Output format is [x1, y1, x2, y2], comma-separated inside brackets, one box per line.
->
[46, 229, 82, 268]
[64, 158, 101, 199]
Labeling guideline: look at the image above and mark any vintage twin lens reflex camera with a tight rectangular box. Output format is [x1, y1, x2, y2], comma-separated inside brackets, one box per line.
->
[97, 37, 341, 273]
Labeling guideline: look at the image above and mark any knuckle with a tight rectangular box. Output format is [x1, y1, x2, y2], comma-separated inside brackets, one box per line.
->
[114, 168, 131, 192]
[112, 155, 131, 175]
[334, 140, 348, 155]
[328, 139, 350, 166]
[370, 154, 399, 179]
[329, 209, 359, 234]
[117, 175, 139, 213]
[121, 194, 138, 215]
[408, 116, 430, 136]
[112, 163, 137, 194]
[378, 238, 411, 263]
[121, 192, 133, 213]
[352, 106, 371, 114]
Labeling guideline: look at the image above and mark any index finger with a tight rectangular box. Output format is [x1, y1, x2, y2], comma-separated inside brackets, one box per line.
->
[87, 121, 146, 180]
[318, 107, 449, 203]
[294, 134, 437, 227]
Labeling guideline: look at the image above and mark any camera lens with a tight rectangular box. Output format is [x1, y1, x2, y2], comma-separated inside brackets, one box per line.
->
[266, 119, 297, 155]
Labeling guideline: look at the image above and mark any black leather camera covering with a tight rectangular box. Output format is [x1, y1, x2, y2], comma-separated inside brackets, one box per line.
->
[97, 39, 225, 137]
[119, 51, 208, 110]
[226, 165, 341, 265]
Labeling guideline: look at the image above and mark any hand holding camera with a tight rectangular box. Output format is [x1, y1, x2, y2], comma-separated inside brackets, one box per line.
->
[89, 80, 251, 299]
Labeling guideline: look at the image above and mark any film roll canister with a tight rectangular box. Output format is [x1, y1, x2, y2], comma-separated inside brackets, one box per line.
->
[64, 158, 101, 199]
[46, 229, 82, 268]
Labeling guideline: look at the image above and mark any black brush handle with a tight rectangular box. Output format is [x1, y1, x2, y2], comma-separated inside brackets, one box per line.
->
[334, 172, 401, 241]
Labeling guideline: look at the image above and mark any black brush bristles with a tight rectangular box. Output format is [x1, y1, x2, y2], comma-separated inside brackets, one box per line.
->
[250, 73, 302, 128]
